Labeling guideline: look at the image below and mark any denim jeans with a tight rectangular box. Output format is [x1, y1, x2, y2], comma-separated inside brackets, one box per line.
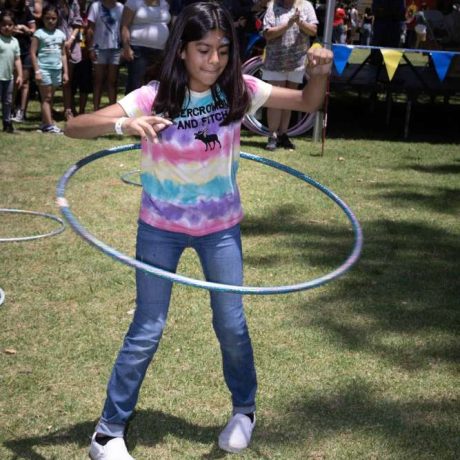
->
[96, 221, 257, 437]
[125, 46, 163, 94]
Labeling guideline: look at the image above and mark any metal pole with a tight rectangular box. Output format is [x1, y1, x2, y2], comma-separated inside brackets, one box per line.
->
[312, 0, 336, 142]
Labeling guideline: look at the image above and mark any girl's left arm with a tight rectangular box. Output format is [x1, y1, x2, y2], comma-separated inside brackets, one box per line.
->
[263, 46, 333, 113]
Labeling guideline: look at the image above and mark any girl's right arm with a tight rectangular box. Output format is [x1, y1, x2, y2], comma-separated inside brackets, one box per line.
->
[64, 104, 172, 141]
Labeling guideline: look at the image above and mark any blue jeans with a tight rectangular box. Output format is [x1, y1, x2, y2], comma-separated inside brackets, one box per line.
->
[125, 46, 163, 94]
[96, 221, 257, 437]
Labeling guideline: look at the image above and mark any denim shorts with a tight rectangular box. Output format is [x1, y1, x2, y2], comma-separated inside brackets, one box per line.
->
[262, 68, 305, 84]
[94, 48, 121, 65]
[39, 68, 62, 87]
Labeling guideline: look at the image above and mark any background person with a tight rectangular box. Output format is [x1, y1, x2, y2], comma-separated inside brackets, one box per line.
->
[262, 0, 318, 151]
[0, 10, 23, 133]
[6, 0, 35, 123]
[120, 0, 171, 94]
[30, 4, 68, 133]
[86, 0, 123, 110]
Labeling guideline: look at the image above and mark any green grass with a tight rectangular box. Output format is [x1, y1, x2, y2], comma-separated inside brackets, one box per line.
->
[0, 94, 459, 459]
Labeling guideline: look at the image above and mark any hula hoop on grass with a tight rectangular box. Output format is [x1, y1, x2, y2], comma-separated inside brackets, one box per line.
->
[120, 169, 142, 187]
[56, 143, 363, 295]
[0, 208, 65, 242]
[0, 288, 4, 306]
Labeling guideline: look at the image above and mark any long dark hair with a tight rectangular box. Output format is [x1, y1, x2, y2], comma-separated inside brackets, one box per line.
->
[153, 1, 250, 126]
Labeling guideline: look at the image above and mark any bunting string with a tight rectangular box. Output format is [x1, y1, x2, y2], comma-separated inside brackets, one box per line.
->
[329, 44, 459, 82]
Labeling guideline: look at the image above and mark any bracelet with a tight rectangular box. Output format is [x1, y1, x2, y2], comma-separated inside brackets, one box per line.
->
[35, 70, 41, 74]
[114, 117, 128, 135]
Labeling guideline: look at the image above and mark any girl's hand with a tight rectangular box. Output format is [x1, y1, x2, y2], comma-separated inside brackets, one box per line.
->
[306, 46, 333, 77]
[63, 72, 69, 85]
[16, 76, 23, 88]
[121, 115, 173, 143]
[35, 70, 42, 83]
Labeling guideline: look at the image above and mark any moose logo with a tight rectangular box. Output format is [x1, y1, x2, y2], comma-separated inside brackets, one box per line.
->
[194, 127, 222, 151]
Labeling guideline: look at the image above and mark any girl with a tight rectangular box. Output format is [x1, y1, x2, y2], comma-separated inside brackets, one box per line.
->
[30, 4, 68, 133]
[0, 10, 23, 133]
[65, 2, 332, 458]
[86, 0, 124, 110]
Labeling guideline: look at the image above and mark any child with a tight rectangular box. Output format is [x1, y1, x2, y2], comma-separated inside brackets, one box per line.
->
[86, 0, 123, 110]
[65, 2, 332, 458]
[0, 10, 23, 133]
[30, 4, 68, 133]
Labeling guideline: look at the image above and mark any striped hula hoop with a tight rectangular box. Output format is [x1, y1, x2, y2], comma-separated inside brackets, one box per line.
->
[56, 143, 362, 295]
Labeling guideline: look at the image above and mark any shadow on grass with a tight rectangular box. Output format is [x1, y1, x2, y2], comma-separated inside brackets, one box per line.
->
[265, 379, 459, 459]
[242, 199, 459, 370]
[2, 411, 226, 460]
[325, 92, 460, 144]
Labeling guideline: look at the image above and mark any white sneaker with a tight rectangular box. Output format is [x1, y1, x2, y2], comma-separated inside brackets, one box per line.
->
[89, 433, 135, 460]
[12, 109, 24, 122]
[218, 413, 256, 453]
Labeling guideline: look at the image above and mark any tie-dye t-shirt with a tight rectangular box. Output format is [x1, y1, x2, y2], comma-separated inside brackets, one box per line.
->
[118, 74, 272, 236]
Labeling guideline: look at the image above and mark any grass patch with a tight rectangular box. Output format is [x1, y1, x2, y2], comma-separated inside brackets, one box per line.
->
[0, 94, 459, 459]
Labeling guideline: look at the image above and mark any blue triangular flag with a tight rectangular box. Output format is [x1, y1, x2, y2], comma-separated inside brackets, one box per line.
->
[431, 51, 455, 81]
[332, 45, 353, 75]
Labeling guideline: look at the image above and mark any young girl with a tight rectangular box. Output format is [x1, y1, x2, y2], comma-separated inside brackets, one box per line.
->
[86, 0, 124, 110]
[30, 4, 68, 133]
[65, 2, 332, 458]
[0, 10, 23, 133]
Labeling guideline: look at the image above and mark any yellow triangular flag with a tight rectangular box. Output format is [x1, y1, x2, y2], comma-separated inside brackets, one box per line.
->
[381, 49, 403, 81]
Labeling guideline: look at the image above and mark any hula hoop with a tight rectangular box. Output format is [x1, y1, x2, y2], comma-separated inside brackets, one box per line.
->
[120, 169, 142, 187]
[0, 208, 66, 242]
[0, 288, 4, 306]
[242, 56, 316, 137]
[56, 143, 362, 295]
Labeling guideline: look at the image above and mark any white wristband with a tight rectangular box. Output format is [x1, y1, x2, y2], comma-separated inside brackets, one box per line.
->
[114, 117, 128, 135]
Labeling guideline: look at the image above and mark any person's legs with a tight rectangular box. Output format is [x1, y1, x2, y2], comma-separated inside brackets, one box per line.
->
[106, 63, 119, 106]
[194, 224, 257, 453]
[38, 84, 54, 126]
[93, 63, 106, 111]
[195, 225, 256, 414]
[125, 46, 147, 94]
[96, 221, 186, 437]
[1, 80, 14, 132]
[279, 80, 298, 135]
[63, 61, 75, 119]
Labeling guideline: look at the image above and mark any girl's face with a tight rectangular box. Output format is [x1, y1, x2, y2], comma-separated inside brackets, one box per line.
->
[43, 11, 59, 31]
[0, 17, 15, 36]
[180, 29, 230, 93]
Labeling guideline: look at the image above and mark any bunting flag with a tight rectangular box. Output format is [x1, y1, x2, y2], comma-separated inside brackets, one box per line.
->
[330, 45, 459, 83]
[430, 51, 455, 81]
[332, 45, 353, 75]
[381, 49, 403, 81]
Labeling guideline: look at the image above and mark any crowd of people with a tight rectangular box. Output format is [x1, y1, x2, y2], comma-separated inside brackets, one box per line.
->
[1, 1, 453, 140]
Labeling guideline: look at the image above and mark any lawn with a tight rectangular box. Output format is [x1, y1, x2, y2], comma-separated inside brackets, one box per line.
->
[0, 89, 459, 459]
